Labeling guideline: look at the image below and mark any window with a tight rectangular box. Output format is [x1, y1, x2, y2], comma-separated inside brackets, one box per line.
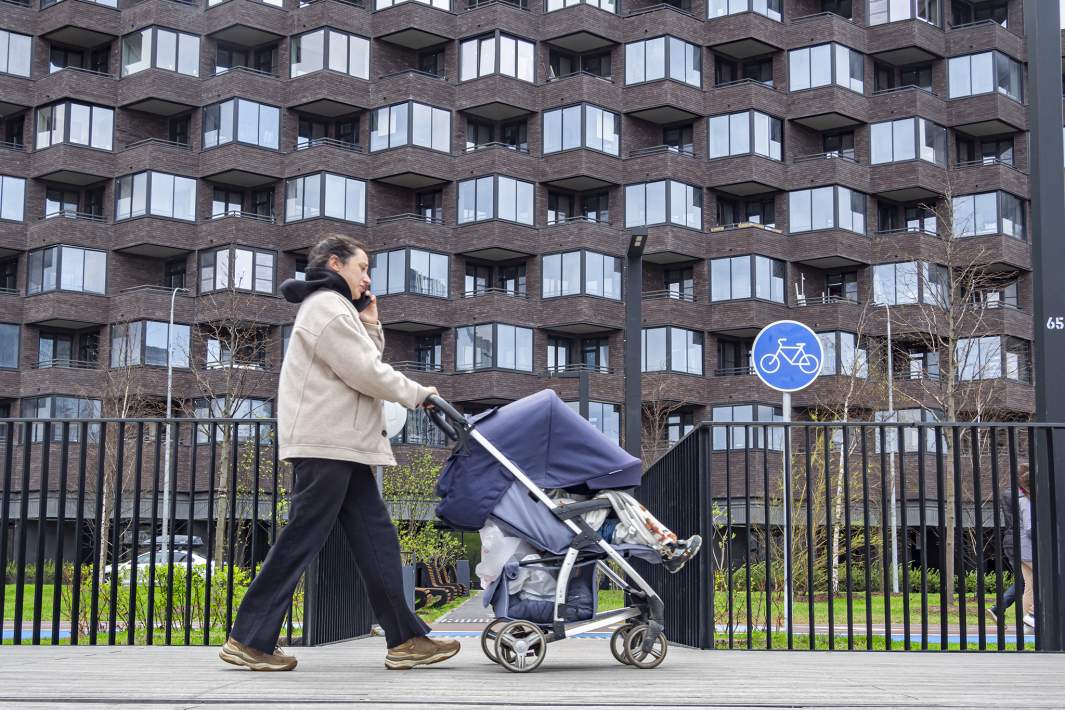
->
[817, 331, 867, 377]
[564, 401, 621, 444]
[290, 29, 369, 79]
[717, 196, 776, 228]
[708, 0, 781, 20]
[215, 44, 276, 75]
[0, 258, 16, 291]
[826, 270, 858, 302]
[956, 135, 1014, 166]
[391, 409, 447, 447]
[711, 404, 783, 450]
[868, 0, 941, 26]
[955, 336, 1031, 383]
[625, 180, 702, 229]
[36, 101, 113, 151]
[115, 171, 196, 221]
[110, 321, 190, 368]
[952, 191, 1025, 240]
[26, 246, 106, 295]
[168, 115, 190, 145]
[969, 280, 1018, 310]
[874, 408, 940, 453]
[415, 190, 443, 223]
[641, 327, 703, 375]
[369, 101, 450, 153]
[457, 175, 534, 225]
[465, 262, 527, 296]
[870, 117, 947, 165]
[716, 338, 751, 374]
[375, 0, 449, 10]
[203, 99, 280, 150]
[543, 104, 619, 156]
[25, 396, 102, 443]
[715, 56, 773, 87]
[822, 131, 855, 159]
[548, 49, 612, 80]
[285, 172, 366, 224]
[822, 0, 852, 18]
[948, 51, 1022, 102]
[460, 33, 535, 83]
[542, 251, 622, 299]
[456, 324, 533, 372]
[200, 247, 275, 294]
[952, 0, 1007, 28]
[789, 43, 863, 93]
[666, 410, 694, 444]
[788, 186, 866, 234]
[165, 259, 186, 290]
[0, 175, 25, 222]
[708, 110, 782, 160]
[194, 398, 272, 443]
[625, 37, 701, 88]
[666, 266, 694, 300]
[0, 31, 32, 78]
[663, 125, 694, 154]
[371, 248, 449, 297]
[709, 255, 785, 303]
[121, 27, 199, 77]
[872, 261, 948, 306]
[298, 116, 360, 149]
[546, 0, 616, 13]
[0, 323, 16, 368]
[37, 331, 96, 368]
[206, 335, 267, 371]
[412, 334, 443, 371]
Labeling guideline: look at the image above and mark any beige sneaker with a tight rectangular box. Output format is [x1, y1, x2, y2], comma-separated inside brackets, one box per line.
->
[385, 635, 460, 670]
[219, 637, 298, 671]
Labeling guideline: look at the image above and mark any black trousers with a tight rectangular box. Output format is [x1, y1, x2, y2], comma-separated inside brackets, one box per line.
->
[230, 458, 430, 652]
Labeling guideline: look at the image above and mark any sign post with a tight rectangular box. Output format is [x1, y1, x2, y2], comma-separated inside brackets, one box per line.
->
[751, 320, 824, 635]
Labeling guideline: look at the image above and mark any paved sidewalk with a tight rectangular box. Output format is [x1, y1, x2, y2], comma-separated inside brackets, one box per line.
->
[1, 636, 1063, 710]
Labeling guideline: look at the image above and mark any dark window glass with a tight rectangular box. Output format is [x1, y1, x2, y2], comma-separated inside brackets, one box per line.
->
[419, 49, 445, 77]
[416, 190, 443, 222]
[663, 125, 694, 154]
[168, 115, 190, 145]
[0, 259, 16, 291]
[464, 263, 491, 295]
[823, 131, 855, 158]
[548, 192, 575, 224]
[500, 121, 528, 151]
[582, 192, 609, 223]
[165, 259, 186, 289]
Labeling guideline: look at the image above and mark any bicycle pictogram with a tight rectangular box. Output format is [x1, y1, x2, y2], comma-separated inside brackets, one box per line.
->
[758, 338, 820, 375]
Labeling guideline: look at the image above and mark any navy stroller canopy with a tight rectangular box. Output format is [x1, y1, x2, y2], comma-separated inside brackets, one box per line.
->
[435, 390, 642, 531]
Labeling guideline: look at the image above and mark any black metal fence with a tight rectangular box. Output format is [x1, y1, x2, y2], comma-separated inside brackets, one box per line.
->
[635, 421, 1065, 652]
[0, 418, 371, 646]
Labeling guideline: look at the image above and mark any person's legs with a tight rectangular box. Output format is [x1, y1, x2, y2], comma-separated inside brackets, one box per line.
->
[1021, 561, 1035, 616]
[335, 463, 430, 648]
[229, 458, 349, 653]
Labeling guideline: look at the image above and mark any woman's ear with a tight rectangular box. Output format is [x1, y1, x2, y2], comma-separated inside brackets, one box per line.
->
[327, 254, 342, 272]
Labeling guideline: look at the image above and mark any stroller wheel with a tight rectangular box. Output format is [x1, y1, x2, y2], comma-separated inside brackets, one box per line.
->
[481, 619, 507, 664]
[494, 620, 547, 673]
[610, 626, 633, 665]
[623, 625, 668, 669]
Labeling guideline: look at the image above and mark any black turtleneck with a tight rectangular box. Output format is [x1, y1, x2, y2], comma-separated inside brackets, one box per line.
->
[280, 267, 355, 305]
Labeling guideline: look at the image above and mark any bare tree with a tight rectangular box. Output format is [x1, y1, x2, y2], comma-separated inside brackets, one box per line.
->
[640, 378, 689, 469]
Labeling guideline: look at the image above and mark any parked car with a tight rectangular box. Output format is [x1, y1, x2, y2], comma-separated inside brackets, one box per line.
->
[113, 549, 209, 581]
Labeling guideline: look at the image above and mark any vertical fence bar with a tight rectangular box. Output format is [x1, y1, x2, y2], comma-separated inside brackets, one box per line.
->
[13, 419, 32, 646]
[89, 423, 108, 645]
[51, 422, 70, 646]
[703, 427, 714, 650]
[823, 425, 834, 650]
[860, 425, 873, 651]
[743, 426, 751, 650]
[71, 421, 89, 646]
[251, 423, 261, 583]
[842, 425, 854, 650]
[935, 425, 948, 651]
[725, 425, 734, 650]
[185, 423, 197, 645]
[952, 426, 966, 651]
[32, 421, 52, 645]
[879, 425, 892, 651]
[804, 426, 815, 649]
[128, 422, 144, 646]
[108, 421, 126, 646]
[147, 422, 162, 646]
[972, 425, 986, 651]
[1030, 429, 1045, 651]
[165, 422, 179, 645]
[1009, 428, 1024, 650]
[762, 426, 772, 650]
[226, 424, 239, 636]
[203, 423, 217, 647]
[897, 423, 910, 651]
[989, 427, 1005, 651]
[784, 420, 793, 650]
[0, 422, 13, 641]
[917, 421, 928, 651]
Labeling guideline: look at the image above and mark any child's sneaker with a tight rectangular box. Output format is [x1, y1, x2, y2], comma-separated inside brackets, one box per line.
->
[663, 535, 702, 574]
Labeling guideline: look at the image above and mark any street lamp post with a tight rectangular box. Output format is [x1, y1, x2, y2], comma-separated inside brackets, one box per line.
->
[624, 229, 647, 459]
[883, 302, 899, 595]
[162, 286, 189, 543]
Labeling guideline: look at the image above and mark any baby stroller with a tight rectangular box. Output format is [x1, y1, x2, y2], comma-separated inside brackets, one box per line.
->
[428, 389, 669, 673]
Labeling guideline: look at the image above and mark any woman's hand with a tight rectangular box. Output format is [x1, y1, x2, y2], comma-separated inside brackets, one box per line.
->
[420, 386, 439, 408]
[359, 292, 379, 324]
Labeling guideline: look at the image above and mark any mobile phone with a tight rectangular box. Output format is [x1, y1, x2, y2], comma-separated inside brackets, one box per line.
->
[353, 292, 372, 312]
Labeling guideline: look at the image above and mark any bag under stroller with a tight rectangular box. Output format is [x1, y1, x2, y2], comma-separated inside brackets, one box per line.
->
[428, 389, 674, 673]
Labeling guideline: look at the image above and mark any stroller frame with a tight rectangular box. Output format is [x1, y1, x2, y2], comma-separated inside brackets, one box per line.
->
[473, 428, 664, 639]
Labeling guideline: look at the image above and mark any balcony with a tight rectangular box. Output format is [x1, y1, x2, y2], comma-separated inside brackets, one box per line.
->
[641, 290, 702, 331]
[199, 144, 284, 187]
[949, 93, 1027, 136]
[787, 152, 868, 192]
[372, 213, 450, 251]
[787, 11, 865, 48]
[867, 160, 947, 201]
[790, 295, 866, 333]
[952, 233, 1031, 272]
[452, 220, 537, 261]
[541, 6, 622, 49]
[21, 364, 107, 397]
[34, 66, 117, 107]
[23, 291, 109, 329]
[639, 225, 705, 265]
[625, 146, 702, 187]
[705, 223, 785, 261]
[203, 0, 288, 47]
[28, 213, 111, 251]
[372, 2, 455, 50]
[620, 81, 703, 125]
[539, 295, 623, 334]
[116, 138, 198, 177]
[706, 299, 789, 337]
[32, 144, 113, 186]
[370, 146, 452, 188]
[38, 0, 119, 50]
[947, 19, 1025, 62]
[287, 139, 370, 177]
[448, 369, 542, 406]
[866, 17, 946, 65]
[111, 216, 198, 259]
[199, 213, 281, 252]
[708, 155, 787, 196]
[867, 85, 947, 125]
[118, 68, 200, 116]
[287, 73, 371, 117]
[540, 217, 620, 255]
[461, 144, 537, 184]
[709, 79, 788, 120]
[202, 66, 284, 106]
[540, 150, 620, 192]
[377, 292, 453, 331]
[109, 285, 196, 323]
[373, 70, 452, 109]
[541, 72, 620, 115]
[0, 74, 32, 118]
[703, 10, 785, 60]
[788, 85, 867, 131]
[0, 140, 31, 176]
[455, 76, 537, 121]
[952, 159, 1029, 199]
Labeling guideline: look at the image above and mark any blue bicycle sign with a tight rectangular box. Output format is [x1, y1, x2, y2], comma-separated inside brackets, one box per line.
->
[751, 320, 823, 392]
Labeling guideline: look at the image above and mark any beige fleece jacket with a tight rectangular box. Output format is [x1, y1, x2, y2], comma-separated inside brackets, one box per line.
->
[277, 289, 432, 465]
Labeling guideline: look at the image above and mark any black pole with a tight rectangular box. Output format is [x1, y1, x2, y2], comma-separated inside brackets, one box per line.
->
[624, 228, 647, 459]
[1024, 0, 1065, 652]
[578, 369, 589, 420]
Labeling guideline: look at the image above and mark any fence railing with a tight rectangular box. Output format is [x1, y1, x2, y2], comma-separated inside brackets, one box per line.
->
[635, 420, 1065, 652]
[0, 418, 370, 647]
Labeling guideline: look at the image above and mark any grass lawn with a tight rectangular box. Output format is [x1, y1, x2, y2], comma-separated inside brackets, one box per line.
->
[417, 594, 470, 624]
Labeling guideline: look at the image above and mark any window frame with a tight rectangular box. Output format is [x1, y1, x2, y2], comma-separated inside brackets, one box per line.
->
[290, 27, 370, 80]
[640, 325, 704, 375]
[947, 50, 1023, 102]
[35, 100, 114, 151]
[0, 29, 33, 78]
[284, 171, 367, 224]
[711, 403, 785, 450]
[624, 179, 703, 230]
[709, 254, 786, 303]
[788, 42, 864, 94]
[0, 175, 26, 223]
[114, 170, 197, 222]
[110, 320, 191, 369]
[120, 26, 200, 78]
[542, 103, 621, 157]
[370, 247, 450, 298]
[368, 100, 451, 153]
[0, 322, 18, 369]
[457, 174, 535, 226]
[872, 260, 949, 306]
[459, 31, 536, 83]
[199, 245, 277, 295]
[624, 36, 702, 88]
[26, 245, 107, 296]
[707, 109, 783, 160]
[707, 0, 782, 21]
[787, 184, 868, 234]
[541, 249, 623, 300]
[455, 322, 535, 372]
[951, 190, 1026, 240]
[202, 97, 281, 151]
[867, 0, 942, 27]
[869, 116, 948, 166]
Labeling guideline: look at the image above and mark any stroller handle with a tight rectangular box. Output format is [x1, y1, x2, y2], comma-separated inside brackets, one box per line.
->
[425, 394, 467, 442]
